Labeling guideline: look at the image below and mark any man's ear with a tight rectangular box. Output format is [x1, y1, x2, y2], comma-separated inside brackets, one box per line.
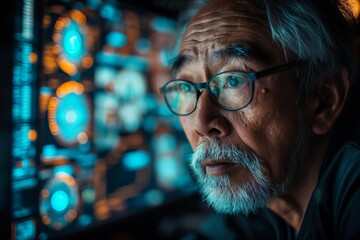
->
[308, 67, 350, 135]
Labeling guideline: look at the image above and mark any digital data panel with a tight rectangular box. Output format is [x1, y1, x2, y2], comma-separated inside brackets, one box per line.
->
[11, 0, 195, 239]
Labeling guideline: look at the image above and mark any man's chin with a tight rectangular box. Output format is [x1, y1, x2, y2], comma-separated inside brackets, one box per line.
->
[199, 180, 274, 216]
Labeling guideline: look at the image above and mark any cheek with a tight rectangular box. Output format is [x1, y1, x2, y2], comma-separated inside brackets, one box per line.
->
[179, 117, 197, 150]
[231, 94, 300, 183]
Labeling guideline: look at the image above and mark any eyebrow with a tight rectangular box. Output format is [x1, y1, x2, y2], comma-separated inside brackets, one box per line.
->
[169, 54, 192, 76]
[169, 43, 272, 76]
[213, 44, 272, 64]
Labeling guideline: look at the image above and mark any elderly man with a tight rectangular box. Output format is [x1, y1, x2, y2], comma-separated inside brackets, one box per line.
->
[159, 0, 360, 239]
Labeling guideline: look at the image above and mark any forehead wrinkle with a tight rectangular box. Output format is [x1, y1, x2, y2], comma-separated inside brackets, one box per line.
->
[188, 16, 246, 34]
[178, 3, 279, 76]
[184, 17, 264, 45]
[186, 5, 267, 33]
[182, 12, 272, 57]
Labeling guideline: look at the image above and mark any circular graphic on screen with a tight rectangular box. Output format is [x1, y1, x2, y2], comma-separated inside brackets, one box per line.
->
[53, 9, 93, 75]
[48, 81, 91, 147]
[114, 69, 147, 102]
[113, 69, 148, 132]
[62, 23, 86, 63]
[39, 171, 80, 230]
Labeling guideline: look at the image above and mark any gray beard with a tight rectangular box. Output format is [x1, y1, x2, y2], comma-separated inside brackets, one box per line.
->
[189, 113, 310, 215]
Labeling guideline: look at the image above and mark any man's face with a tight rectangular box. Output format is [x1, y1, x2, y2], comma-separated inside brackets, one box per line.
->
[176, 0, 309, 214]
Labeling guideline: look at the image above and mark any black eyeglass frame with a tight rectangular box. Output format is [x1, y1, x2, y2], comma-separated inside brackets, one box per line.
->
[160, 60, 303, 116]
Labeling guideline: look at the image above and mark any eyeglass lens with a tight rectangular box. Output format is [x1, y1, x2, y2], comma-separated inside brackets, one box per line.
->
[163, 71, 252, 115]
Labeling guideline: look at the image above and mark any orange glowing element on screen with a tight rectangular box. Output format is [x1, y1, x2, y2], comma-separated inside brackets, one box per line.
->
[57, 57, 78, 76]
[48, 97, 60, 135]
[77, 132, 88, 144]
[41, 189, 50, 199]
[52, 43, 61, 54]
[55, 172, 76, 186]
[29, 52, 37, 63]
[28, 129, 37, 141]
[42, 216, 51, 225]
[56, 81, 84, 98]
[66, 210, 77, 221]
[70, 9, 87, 25]
[54, 17, 66, 31]
[82, 55, 94, 69]
[43, 46, 58, 74]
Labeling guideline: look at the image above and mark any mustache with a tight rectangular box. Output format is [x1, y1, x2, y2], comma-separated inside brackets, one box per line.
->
[191, 140, 257, 165]
[190, 140, 267, 180]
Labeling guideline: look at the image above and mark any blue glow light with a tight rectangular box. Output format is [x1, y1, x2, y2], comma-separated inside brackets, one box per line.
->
[118, 104, 143, 132]
[20, 85, 32, 121]
[94, 65, 117, 88]
[78, 214, 92, 226]
[64, 31, 82, 54]
[12, 125, 31, 159]
[55, 93, 90, 144]
[156, 134, 177, 153]
[106, 31, 127, 48]
[144, 115, 157, 132]
[143, 189, 165, 206]
[51, 190, 69, 212]
[39, 171, 79, 230]
[151, 17, 176, 33]
[100, 4, 121, 21]
[156, 157, 178, 181]
[86, 0, 102, 10]
[40, 86, 53, 94]
[53, 165, 74, 175]
[123, 151, 151, 171]
[114, 69, 147, 100]
[158, 104, 172, 116]
[42, 145, 57, 158]
[15, 219, 36, 240]
[159, 49, 171, 67]
[75, 152, 97, 167]
[135, 38, 152, 53]
[172, 117, 183, 131]
[96, 52, 149, 71]
[62, 21, 86, 63]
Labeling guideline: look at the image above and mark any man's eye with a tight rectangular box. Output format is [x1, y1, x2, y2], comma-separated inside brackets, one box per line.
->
[179, 83, 192, 93]
[226, 75, 244, 88]
[210, 86, 220, 98]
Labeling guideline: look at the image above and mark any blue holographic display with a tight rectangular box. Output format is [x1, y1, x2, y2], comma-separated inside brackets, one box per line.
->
[123, 151, 151, 171]
[39, 170, 80, 230]
[62, 21, 86, 64]
[34, 1, 196, 239]
[15, 218, 37, 240]
[135, 38, 152, 54]
[52, 92, 90, 145]
[100, 4, 121, 21]
[51, 190, 69, 212]
[106, 31, 127, 48]
[151, 17, 176, 33]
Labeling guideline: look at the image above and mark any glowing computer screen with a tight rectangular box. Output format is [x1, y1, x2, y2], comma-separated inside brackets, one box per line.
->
[11, 0, 195, 239]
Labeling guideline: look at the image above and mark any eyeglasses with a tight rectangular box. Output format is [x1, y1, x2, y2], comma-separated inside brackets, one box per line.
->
[159, 61, 302, 116]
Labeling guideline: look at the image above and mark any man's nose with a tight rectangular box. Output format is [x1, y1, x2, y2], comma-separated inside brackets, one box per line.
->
[192, 91, 231, 139]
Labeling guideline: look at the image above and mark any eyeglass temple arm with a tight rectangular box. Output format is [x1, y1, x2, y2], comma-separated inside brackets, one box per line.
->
[254, 60, 303, 79]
